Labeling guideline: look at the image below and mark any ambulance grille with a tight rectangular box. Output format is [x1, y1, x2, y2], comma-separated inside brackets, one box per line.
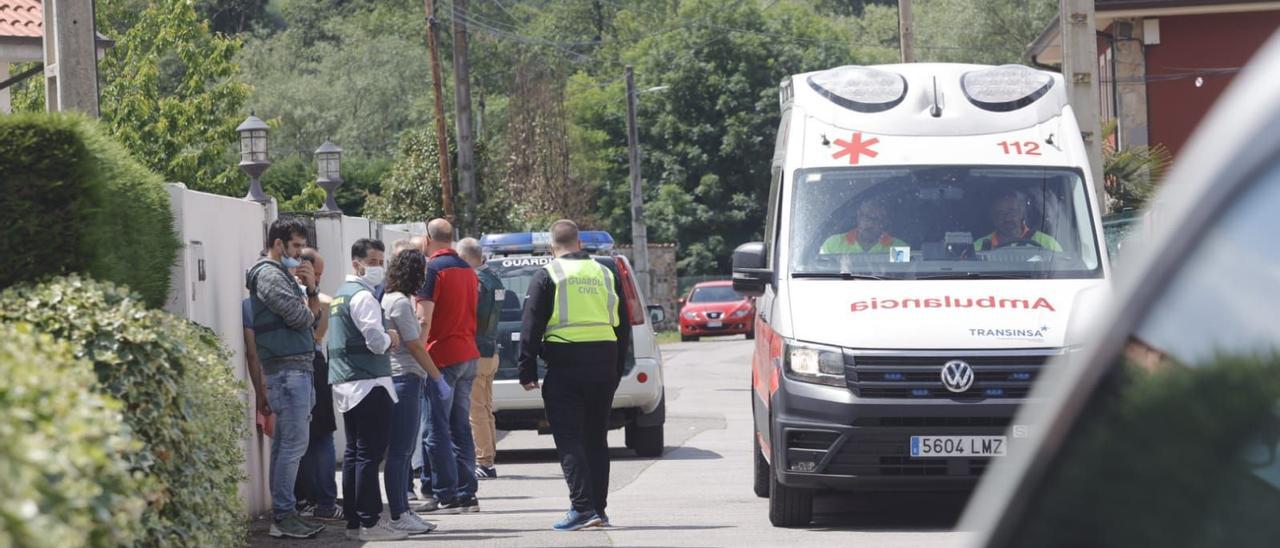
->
[844, 350, 1061, 399]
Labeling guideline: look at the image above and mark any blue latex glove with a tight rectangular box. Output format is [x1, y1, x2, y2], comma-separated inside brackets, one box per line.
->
[433, 376, 453, 401]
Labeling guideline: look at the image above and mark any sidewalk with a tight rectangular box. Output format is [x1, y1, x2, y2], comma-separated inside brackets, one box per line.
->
[247, 415, 719, 547]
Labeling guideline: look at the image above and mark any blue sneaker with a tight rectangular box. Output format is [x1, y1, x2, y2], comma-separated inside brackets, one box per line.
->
[593, 511, 609, 528]
[553, 509, 599, 531]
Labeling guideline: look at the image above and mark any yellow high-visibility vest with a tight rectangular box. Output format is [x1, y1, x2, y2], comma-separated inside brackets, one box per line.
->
[543, 258, 619, 343]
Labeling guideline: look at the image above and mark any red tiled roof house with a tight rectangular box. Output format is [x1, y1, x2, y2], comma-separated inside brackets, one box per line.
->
[1, 0, 111, 113]
[0, 0, 43, 113]
[1028, 1, 1280, 158]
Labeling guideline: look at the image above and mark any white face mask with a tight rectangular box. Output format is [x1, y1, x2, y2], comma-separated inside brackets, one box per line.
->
[360, 266, 385, 288]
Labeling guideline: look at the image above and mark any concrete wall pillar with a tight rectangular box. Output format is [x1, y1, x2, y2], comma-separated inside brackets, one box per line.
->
[1115, 21, 1150, 149]
[1, 62, 10, 113]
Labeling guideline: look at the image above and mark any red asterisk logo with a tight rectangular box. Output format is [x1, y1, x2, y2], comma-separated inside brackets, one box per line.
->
[832, 132, 880, 165]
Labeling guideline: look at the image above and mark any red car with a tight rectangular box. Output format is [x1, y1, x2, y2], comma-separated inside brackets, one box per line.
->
[678, 281, 755, 342]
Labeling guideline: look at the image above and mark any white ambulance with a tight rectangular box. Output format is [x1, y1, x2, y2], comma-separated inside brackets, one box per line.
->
[733, 63, 1110, 526]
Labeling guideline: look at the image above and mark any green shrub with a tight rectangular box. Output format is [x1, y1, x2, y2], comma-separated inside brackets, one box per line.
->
[0, 113, 180, 308]
[0, 323, 152, 547]
[0, 276, 247, 546]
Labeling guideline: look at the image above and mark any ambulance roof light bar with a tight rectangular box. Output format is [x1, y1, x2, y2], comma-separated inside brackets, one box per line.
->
[480, 231, 615, 256]
[961, 64, 1054, 112]
[806, 65, 908, 113]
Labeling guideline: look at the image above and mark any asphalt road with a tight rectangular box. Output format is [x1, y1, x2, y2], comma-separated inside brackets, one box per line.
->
[250, 337, 970, 547]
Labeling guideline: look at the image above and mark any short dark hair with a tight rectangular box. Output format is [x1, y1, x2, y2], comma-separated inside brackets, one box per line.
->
[267, 218, 308, 249]
[351, 238, 385, 260]
[385, 249, 427, 295]
[550, 219, 579, 247]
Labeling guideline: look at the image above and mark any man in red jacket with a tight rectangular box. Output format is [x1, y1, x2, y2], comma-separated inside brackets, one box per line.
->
[414, 219, 482, 513]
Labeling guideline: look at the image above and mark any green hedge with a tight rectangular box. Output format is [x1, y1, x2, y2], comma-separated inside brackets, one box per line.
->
[0, 113, 180, 308]
[0, 277, 246, 546]
[0, 323, 152, 548]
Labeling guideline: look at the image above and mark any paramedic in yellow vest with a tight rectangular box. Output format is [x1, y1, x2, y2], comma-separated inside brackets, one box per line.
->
[975, 189, 1064, 252]
[820, 198, 908, 254]
[518, 219, 632, 532]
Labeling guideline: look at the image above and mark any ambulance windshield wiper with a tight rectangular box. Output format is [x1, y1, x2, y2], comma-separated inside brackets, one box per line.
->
[792, 272, 889, 280]
[916, 272, 1036, 280]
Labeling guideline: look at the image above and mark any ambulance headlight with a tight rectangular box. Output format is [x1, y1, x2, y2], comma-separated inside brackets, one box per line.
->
[785, 341, 846, 387]
[807, 66, 907, 113]
[961, 65, 1054, 112]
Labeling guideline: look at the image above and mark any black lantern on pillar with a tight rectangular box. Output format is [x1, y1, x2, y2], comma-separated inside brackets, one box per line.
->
[315, 138, 343, 214]
[236, 114, 272, 203]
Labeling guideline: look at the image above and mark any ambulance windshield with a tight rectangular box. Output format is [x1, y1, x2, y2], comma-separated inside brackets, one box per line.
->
[788, 166, 1102, 279]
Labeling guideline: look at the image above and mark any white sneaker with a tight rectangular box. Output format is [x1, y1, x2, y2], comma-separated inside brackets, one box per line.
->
[359, 520, 410, 542]
[413, 497, 439, 513]
[390, 511, 437, 535]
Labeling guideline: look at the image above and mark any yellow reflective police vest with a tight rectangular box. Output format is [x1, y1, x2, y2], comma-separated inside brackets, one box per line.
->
[543, 258, 619, 343]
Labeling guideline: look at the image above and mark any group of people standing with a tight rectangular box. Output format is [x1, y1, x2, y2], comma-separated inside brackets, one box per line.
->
[245, 216, 630, 541]
[246, 217, 505, 541]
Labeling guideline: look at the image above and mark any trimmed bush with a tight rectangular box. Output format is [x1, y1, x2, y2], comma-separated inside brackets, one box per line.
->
[0, 323, 152, 547]
[0, 277, 246, 546]
[0, 113, 180, 308]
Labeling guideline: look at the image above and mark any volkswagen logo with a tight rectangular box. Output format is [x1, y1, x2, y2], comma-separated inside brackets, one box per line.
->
[941, 360, 975, 393]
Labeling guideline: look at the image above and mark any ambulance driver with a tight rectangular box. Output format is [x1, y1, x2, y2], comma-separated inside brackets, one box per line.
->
[819, 198, 908, 254]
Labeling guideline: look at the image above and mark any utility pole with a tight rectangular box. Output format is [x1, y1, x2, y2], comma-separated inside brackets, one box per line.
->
[451, 0, 477, 231]
[424, 0, 455, 221]
[898, 0, 915, 63]
[1060, 0, 1107, 211]
[43, 0, 100, 116]
[624, 66, 651, 301]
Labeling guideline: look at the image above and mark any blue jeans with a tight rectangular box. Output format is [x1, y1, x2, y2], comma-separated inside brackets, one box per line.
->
[385, 374, 422, 518]
[266, 369, 314, 519]
[423, 359, 478, 502]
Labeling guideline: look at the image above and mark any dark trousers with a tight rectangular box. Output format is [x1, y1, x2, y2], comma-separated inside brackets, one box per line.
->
[296, 352, 338, 510]
[542, 350, 619, 514]
[341, 387, 393, 529]
[296, 430, 337, 510]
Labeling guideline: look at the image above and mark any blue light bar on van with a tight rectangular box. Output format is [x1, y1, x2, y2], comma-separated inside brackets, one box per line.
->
[480, 231, 615, 255]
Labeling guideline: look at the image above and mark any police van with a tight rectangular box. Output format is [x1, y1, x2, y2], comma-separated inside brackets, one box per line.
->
[480, 231, 667, 457]
[732, 63, 1110, 526]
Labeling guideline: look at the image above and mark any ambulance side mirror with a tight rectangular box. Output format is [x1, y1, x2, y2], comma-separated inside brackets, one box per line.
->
[732, 241, 771, 298]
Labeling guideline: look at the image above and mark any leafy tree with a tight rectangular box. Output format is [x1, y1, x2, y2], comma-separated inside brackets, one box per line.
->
[96, 0, 250, 193]
[567, 0, 859, 274]
[914, 0, 1058, 64]
[10, 1, 249, 194]
[363, 129, 448, 225]
[813, 0, 896, 17]
[364, 128, 510, 232]
[197, 0, 274, 35]
[238, 1, 431, 160]
[504, 56, 598, 229]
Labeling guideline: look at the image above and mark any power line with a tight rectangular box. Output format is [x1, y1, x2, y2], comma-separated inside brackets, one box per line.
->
[444, 8, 597, 61]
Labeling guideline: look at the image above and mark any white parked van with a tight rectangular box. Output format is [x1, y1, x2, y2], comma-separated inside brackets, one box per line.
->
[733, 63, 1110, 526]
